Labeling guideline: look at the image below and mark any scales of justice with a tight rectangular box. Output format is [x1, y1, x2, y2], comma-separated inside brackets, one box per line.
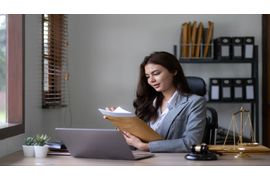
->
[223, 107, 258, 158]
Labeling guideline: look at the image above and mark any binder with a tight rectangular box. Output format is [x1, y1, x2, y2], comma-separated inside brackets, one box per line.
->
[209, 78, 220, 101]
[187, 22, 191, 57]
[232, 37, 243, 59]
[215, 37, 231, 60]
[181, 23, 188, 58]
[245, 79, 255, 100]
[203, 21, 214, 58]
[233, 79, 244, 100]
[221, 79, 232, 101]
[243, 37, 254, 59]
[191, 21, 197, 58]
[195, 22, 204, 58]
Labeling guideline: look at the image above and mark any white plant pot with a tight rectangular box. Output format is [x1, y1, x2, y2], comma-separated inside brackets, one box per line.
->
[22, 145, 35, 157]
[34, 145, 49, 158]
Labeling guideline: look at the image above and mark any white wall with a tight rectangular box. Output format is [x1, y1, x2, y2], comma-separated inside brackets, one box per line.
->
[44, 14, 262, 141]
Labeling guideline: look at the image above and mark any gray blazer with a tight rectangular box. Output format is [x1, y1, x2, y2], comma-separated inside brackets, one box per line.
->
[149, 94, 206, 153]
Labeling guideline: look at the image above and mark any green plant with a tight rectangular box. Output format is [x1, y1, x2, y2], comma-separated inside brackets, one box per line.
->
[34, 134, 50, 146]
[23, 137, 35, 146]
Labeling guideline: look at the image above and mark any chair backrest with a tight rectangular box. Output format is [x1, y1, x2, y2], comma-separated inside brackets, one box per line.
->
[186, 76, 218, 145]
[186, 76, 206, 96]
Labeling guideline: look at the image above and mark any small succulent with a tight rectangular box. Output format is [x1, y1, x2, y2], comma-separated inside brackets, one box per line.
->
[34, 134, 50, 146]
[23, 136, 35, 146]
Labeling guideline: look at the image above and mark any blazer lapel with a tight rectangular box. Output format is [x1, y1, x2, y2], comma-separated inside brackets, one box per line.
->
[158, 95, 189, 137]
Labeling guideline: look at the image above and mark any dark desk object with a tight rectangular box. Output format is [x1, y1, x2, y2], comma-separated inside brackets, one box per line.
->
[185, 144, 218, 160]
[47, 141, 67, 151]
[47, 141, 70, 156]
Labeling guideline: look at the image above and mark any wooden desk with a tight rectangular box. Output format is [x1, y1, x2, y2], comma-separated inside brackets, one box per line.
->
[1, 151, 270, 165]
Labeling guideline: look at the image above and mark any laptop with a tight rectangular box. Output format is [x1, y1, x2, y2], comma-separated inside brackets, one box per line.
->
[55, 128, 154, 160]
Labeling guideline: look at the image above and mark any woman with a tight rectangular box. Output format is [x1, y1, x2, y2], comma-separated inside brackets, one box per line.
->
[108, 51, 206, 153]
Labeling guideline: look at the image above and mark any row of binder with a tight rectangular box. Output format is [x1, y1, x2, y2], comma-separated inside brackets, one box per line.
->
[209, 78, 255, 101]
[214, 36, 255, 60]
[180, 21, 214, 59]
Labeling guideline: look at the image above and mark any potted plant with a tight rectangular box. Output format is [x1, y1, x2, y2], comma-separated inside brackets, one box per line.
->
[22, 136, 35, 157]
[34, 134, 50, 158]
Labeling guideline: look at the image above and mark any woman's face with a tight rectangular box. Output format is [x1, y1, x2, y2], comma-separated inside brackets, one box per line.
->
[144, 63, 176, 93]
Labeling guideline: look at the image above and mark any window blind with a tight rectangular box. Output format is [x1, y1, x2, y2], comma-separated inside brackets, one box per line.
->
[42, 14, 69, 108]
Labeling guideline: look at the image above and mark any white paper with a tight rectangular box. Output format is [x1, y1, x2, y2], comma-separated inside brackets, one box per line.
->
[98, 106, 135, 117]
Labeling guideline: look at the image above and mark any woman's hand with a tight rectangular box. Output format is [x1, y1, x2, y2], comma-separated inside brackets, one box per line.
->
[103, 107, 116, 119]
[105, 107, 116, 111]
[122, 131, 149, 151]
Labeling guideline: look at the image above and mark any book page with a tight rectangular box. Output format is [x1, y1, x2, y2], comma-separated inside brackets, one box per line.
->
[98, 107, 135, 117]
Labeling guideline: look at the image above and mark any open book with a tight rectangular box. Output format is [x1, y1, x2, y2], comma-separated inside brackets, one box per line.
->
[98, 107, 163, 142]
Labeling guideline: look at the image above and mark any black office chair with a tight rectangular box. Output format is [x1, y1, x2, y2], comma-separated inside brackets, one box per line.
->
[186, 76, 218, 145]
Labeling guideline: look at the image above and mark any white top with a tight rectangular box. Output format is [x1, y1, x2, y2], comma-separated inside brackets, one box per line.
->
[149, 90, 180, 131]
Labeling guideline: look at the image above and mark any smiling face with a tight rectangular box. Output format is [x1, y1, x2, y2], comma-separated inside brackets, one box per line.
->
[144, 63, 176, 94]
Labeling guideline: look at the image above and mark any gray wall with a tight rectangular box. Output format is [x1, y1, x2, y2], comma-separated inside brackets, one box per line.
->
[45, 14, 262, 139]
[0, 14, 262, 158]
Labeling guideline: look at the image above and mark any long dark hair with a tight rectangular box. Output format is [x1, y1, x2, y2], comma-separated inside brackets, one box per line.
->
[133, 51, 191, 122]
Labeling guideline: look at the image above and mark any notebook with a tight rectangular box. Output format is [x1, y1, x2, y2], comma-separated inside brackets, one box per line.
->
[55, 128, 154, 160]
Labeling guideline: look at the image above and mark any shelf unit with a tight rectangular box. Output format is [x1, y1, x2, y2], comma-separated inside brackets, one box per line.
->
[179, 46, 259, 141]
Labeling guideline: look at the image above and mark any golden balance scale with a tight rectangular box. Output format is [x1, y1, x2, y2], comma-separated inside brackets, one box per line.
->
[223, 107, 258, 159]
